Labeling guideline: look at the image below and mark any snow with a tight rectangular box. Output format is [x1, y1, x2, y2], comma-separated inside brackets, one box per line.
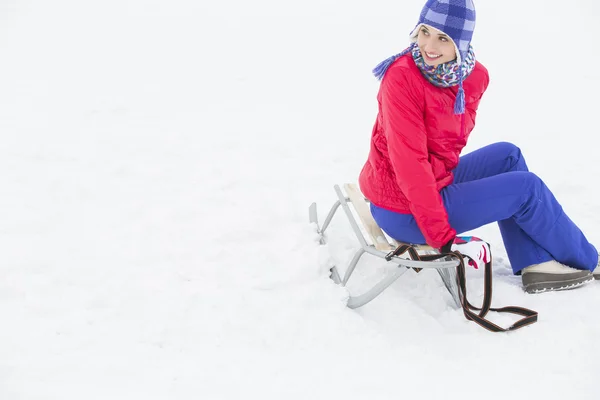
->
[1, 0, 599, 399]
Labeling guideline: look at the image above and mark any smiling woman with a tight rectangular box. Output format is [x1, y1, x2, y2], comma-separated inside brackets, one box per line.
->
[359, 0, 600, 294]
[417, 25, 457, 66]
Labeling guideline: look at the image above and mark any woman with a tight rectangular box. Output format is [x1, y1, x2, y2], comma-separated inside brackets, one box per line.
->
[358, 0, 599, 293]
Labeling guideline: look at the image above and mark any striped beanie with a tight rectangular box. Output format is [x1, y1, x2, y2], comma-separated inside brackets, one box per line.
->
[373, 0, 476, 114]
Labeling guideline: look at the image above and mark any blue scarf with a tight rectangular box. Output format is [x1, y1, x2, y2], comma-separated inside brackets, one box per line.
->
[372, 44, 477, 114]
[411, 45, 476, 88]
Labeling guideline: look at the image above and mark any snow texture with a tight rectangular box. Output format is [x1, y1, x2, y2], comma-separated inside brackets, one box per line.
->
[0, 0, 599, 399]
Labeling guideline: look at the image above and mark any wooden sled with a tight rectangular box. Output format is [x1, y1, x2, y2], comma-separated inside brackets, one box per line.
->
[309, 184, 460, 309]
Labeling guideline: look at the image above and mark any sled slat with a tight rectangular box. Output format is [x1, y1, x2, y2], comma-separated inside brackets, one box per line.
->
[343, 183, 394, 251]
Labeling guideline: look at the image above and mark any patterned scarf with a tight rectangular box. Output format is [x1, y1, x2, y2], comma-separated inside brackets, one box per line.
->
[412, 45, 476, 88]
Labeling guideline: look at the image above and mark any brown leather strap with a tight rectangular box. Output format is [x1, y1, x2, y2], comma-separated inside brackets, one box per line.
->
[387, 244, 538, 332]
[452, 250, 538, 332]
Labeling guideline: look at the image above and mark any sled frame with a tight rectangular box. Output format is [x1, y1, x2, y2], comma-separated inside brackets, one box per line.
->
[309, 184, 461, 309]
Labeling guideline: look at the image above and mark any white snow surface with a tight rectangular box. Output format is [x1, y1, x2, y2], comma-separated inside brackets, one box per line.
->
[1, 0, 599, 399]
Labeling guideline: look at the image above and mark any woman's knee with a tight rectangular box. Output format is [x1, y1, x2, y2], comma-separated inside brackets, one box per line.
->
[519, 171, 547, 198]
[493, 142, 528, 172]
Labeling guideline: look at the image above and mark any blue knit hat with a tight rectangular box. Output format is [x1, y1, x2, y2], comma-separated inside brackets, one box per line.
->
[373, 0, 476, 114]
[409, 0, 476, 65]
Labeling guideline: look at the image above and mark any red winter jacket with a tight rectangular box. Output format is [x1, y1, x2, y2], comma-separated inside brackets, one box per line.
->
[359, 53, 489, 249]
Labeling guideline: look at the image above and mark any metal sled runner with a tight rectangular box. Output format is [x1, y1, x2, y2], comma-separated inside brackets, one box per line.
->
[309, 183, 461, 309]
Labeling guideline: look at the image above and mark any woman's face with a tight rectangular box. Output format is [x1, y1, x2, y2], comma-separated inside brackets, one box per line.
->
[417, 25, 457, 66]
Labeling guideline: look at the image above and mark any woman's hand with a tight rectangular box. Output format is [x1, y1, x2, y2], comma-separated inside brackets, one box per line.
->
[439, 238, 454, 254]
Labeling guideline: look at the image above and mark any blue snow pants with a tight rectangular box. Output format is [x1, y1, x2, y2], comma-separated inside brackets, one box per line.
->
[371, 142, 598, 274]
